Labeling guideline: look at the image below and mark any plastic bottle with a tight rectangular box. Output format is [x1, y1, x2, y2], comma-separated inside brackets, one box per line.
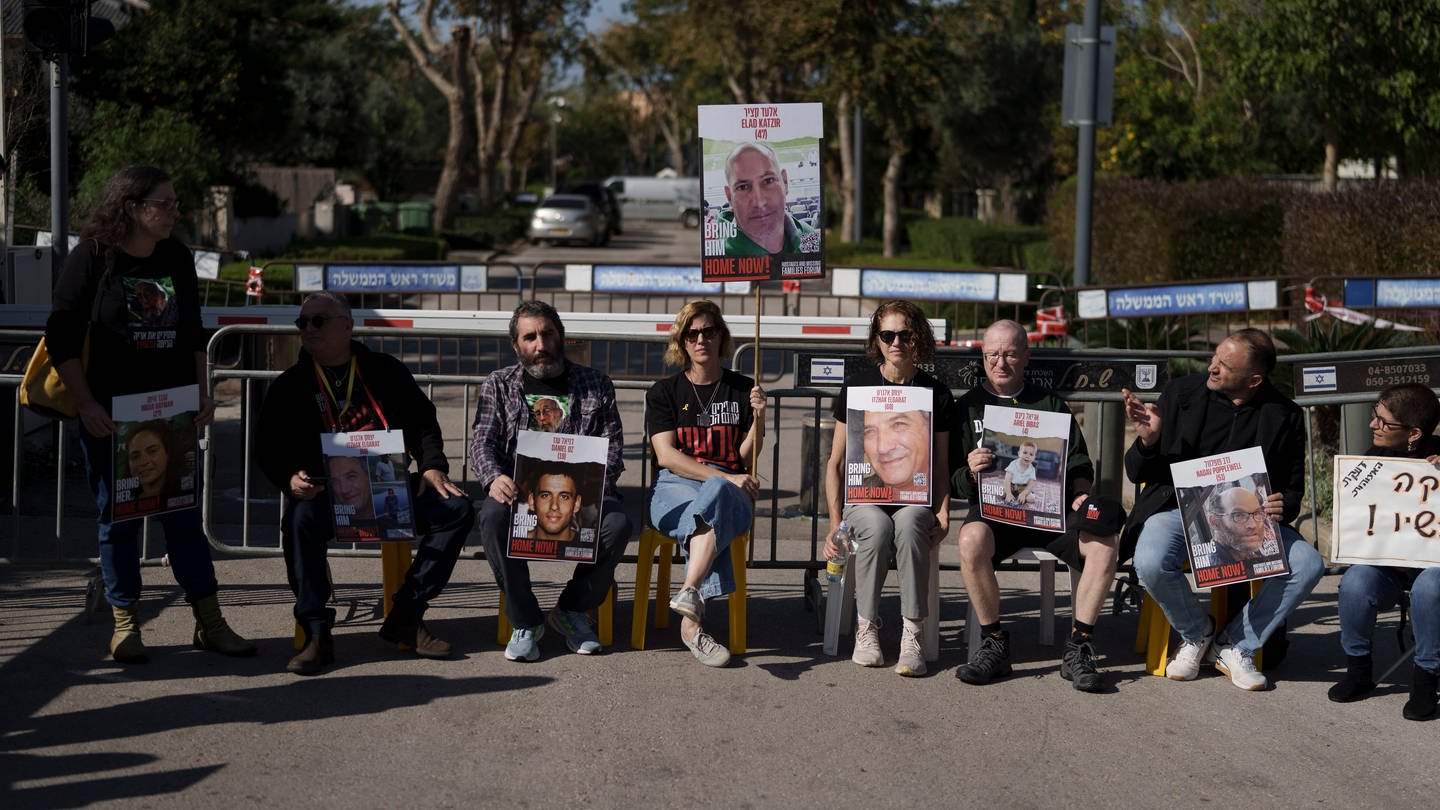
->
[825, 520, 854, 583]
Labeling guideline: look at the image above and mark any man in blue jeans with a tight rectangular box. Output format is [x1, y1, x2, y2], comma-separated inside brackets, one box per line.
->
[1121, 329, 1324, 691]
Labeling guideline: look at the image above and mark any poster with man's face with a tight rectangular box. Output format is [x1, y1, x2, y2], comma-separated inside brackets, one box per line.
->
[843, 386, 933, 506]
[320, 430, 415, 542]
[1171, 446, 1290, 588]
[509, 430, 609, 562]
[699, 102, 824, 283]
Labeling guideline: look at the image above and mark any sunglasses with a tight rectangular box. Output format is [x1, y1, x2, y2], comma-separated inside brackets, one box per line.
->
[683, 326, 721, 343]
[295, 314, 339, 330]
[877, 329, 914, 345]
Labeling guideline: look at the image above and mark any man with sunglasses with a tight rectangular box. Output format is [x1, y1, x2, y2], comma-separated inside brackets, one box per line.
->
[1122, 329, 1323, 691]
[952, 320, 1125, 693]
[470, 300, 630, 661]
[256, 292, 476, 675]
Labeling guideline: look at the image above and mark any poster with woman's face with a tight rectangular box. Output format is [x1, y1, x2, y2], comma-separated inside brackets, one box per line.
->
[110, 384, 200, 523]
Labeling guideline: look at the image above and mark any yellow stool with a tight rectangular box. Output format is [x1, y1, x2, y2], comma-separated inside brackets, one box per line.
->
[1135, 580, 1264, 676]
[496, 588, 615, 647]
[294, 541, 413, 649]
[631, 526, 750, 654]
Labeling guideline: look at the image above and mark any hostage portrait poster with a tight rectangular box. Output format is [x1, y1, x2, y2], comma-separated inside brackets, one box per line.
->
[509, 430, 609, 562]
[843, 386, 933, 507]
[977, 405, 1071, 533]
[1171, 446, 1290, 588]
[320, 430, 415, 542]
[699, 102, 824, 283]
[110, 384, 200, 522]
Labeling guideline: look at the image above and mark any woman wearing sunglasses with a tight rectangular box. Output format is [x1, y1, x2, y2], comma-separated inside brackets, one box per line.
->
[823, 300, 952, 676]
[1329, 382, 1440, 720]
[44, 165, 254, 664]
[647, 300, 765, 667]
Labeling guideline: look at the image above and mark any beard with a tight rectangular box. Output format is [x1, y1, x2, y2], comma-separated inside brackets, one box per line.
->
[524, 358, 565, 379]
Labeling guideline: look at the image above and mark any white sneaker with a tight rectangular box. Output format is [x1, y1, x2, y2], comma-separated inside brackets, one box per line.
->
[1213, 643, 1267, 691]
[1165, 617, 1215, 681]
[895, 621, 926, 677]
[852, 617, 884, 667]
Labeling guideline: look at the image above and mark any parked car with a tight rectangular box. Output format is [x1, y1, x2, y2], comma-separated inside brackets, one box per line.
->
[604, 175, 702, 227]
[561, 180, 622, 238]
[527, 194, 608, 247]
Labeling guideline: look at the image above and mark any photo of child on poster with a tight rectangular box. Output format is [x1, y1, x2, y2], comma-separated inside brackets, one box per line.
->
[110, 384, 200, 522]
[977, 405, 1071, 532]
[509, 430, 609, 563]
[1172, 446, 1290, 588]
[699, 102, 824, 283]
[843, 386, 933, 506]
[320, 430, 416, 542]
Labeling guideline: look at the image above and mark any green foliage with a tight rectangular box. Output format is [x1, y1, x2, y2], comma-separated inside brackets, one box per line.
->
[1282, 182, 1440, 278]
[907, 217, 1048, 268]
[283, 234, 449, 262]
[448, 208, 531, 250]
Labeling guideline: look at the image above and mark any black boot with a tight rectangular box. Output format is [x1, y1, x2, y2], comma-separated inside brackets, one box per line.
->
[286, 628, 335, 676]
[1327, 654, 1375, 703]
[1402, 664, 1438, 721]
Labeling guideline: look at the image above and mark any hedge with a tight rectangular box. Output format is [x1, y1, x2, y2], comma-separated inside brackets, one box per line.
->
[906, 217, 1051, 269]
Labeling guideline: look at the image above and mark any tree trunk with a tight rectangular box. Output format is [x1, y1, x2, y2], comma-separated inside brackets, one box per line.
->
[882, 133, 905, 257]
[1323, 139, 1338, 192]
[836, 90, 856, 243]
[433, 28, 474, 231]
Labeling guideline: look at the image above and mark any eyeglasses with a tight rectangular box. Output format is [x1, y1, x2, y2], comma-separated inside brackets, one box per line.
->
[983, 351, 1022, 364]
[141, 198, 181, 212]
[1211, 510, 1265, 527]
[877, 330, 914, 345]
[295, 314, 339, 330]
[1371, 406, 1408, 432]
[683, 326, 721, 344]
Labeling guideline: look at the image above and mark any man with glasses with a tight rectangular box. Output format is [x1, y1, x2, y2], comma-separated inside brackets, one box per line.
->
[256, 292, 476, 675]
[952, 320, 1125, 692]
[1122, 328, 1323, 691]
[470, 300, 631, 661]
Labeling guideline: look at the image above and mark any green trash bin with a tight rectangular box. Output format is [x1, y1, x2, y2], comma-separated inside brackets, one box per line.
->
[352, 201, 376, 235]
[372, 201, 399, 232]
[397, 201, 435, 235]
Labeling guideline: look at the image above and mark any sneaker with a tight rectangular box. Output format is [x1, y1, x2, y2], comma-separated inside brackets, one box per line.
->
[669, 586, 704, 622]
[1165, 617, 1216, 681]
[1061, 638, 1104, 693]
[957, 630, 1011, 685]
[547, 609, 602, 655]
[895, 622, 926, 677]
[851, 617, 884, 667]
[682, 628, 731, 667]
[1213, 643, 1267, 691]
[503, 625, 545, 662]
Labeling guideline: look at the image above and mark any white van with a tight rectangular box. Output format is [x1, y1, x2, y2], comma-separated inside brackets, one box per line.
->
[603, 176, 703, 227]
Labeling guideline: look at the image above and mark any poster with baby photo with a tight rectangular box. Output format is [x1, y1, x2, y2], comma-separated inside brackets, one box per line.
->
[1171, 446, 1289, 588]
[843, 386, 933, 507]
[978, 405, 1071, 532]
[699, 102, 824, 283]
[319, 430, 414, 542]
[110, 384, 200, 522]
[509, 430, 608, 563]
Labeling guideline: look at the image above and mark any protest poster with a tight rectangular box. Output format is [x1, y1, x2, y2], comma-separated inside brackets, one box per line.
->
[977, 405, 1071, 532]
[698, 102, 824, 283]
[1171, 446, 1289, 588]
[843, 386, 933, 506]
[320, 430, 414, 542]
[1332, 455, 1440, 568]
[510, 430, 608, 562]
[110, 384, 200, 522]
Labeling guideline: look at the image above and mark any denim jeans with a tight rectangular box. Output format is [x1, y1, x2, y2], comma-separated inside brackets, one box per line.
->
[649, 469, 752, 601]
[283, 479, 475, 635]
[79, 424, 218, 609]
[1338, 564, 1440, 673]
[844, 503, 934, 621]
[1132, 507, 1324, 655]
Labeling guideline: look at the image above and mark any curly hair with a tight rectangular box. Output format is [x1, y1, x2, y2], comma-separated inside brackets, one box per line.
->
[664, 300, 733, 369]
[80, 166, 172, 248]
[864, 300, 936, 364]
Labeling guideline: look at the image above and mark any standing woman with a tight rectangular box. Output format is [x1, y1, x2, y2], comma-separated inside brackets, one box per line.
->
[648, 300, 765, 668]
[1329, 383, 1440, 720]
[823, 300, 951, 677]
[44, 165, 254, 664]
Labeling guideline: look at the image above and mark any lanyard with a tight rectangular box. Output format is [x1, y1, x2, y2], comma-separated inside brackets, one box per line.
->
[313, 357, 389, 432]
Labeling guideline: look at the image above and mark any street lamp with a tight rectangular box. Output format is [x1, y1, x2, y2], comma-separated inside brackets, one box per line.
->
[547, 96, 567, 191]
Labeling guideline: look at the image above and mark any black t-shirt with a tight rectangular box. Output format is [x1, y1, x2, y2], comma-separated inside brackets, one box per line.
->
[831, 364, 956, 429]
[315, 361, 384, 433]
[523, 371, 571, 433]
[645, 368, 754, 473]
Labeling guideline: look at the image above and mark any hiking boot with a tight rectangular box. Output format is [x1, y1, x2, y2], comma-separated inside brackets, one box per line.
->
[682, 628, 731, 668]
[851, 617, 884, 667]
[286, 629, 334, 676]
[110, 605, 149, 665]
[504, 625, 544, 662]
[379, 611, 453, 659]
[547, 609, 602, 655]
[1327, 654, 1375, 703]
[1214, 643, 1267, 691]
[669, 586, 704, 622]
[1165, 617, 1216, 681]
[1061, 638, 1104, 693]
[957, 629, 1011, 685]
[1403, 664, 1439, 721]
[190, 595, 257, 657]
[895, 621, 926, 677]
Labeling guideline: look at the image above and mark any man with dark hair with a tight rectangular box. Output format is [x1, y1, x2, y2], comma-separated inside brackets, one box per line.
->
[1122, 328, 1324, 691]
[471, 301, 631, 660]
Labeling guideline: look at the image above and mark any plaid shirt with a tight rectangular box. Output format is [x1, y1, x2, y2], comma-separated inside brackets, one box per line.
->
[468, 361, 626, 499]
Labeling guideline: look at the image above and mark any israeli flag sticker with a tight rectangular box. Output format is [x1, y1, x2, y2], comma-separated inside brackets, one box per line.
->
[1303, 366, 1337, 393]
[810, 358, 845, 385]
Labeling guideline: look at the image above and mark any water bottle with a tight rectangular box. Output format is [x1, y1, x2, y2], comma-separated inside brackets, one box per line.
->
[825, 520, 854, 583]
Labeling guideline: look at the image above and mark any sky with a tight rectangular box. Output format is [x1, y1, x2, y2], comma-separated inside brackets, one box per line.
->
[347, 0, 630, 33]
